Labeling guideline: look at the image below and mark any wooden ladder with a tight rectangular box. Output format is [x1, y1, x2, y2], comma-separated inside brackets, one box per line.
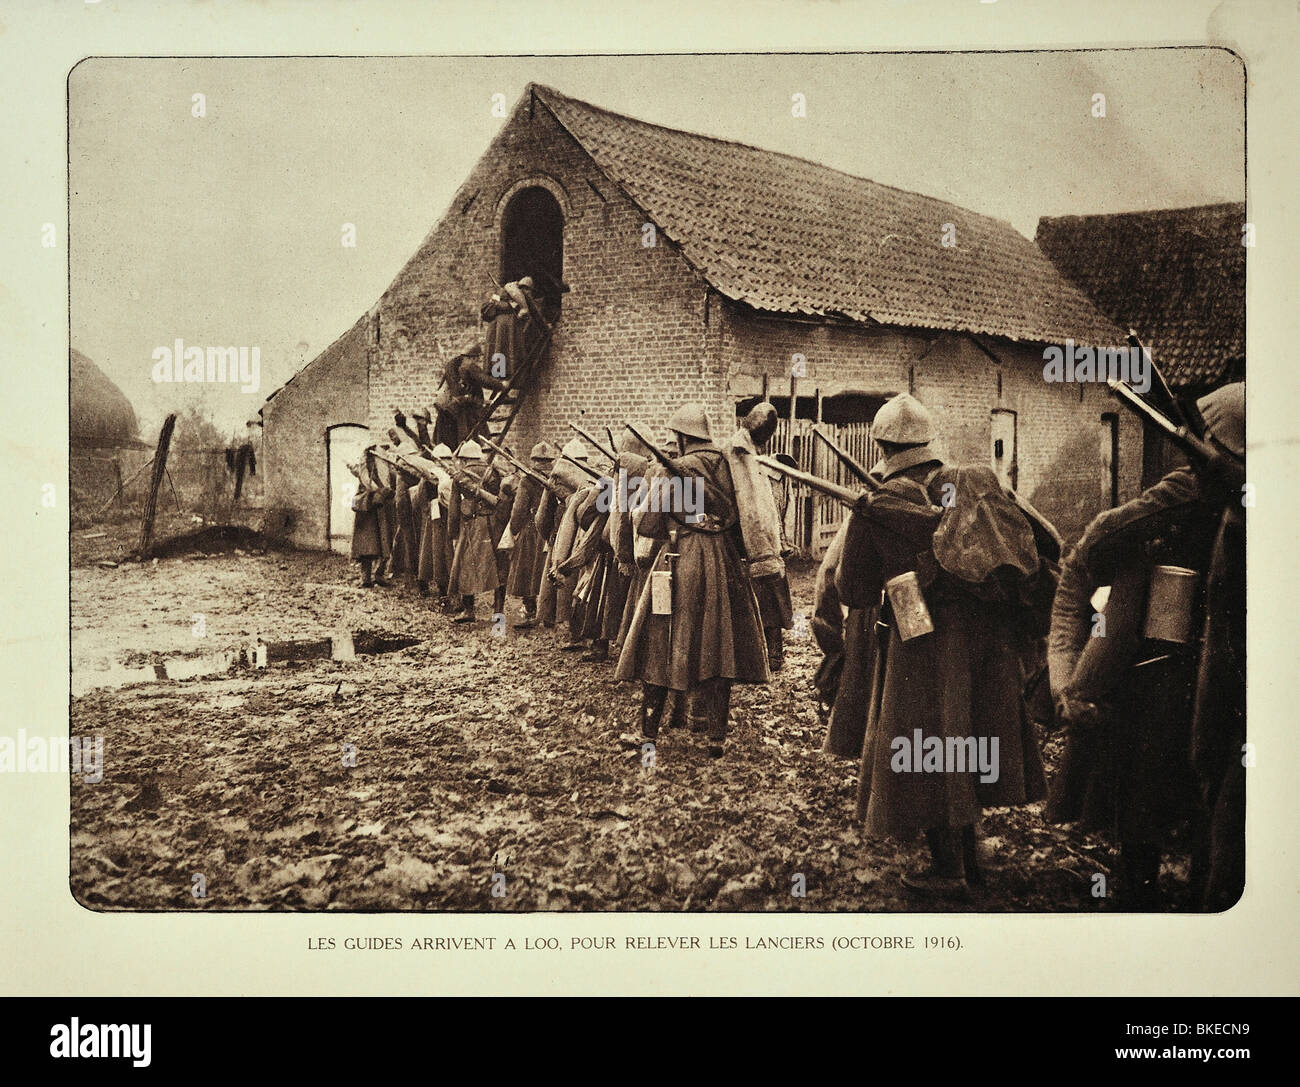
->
[465, 320, 555, 468]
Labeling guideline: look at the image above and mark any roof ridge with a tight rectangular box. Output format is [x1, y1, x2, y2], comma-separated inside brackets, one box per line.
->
[529, 83, 1026, 236]
[1038, 201, 1245, 226]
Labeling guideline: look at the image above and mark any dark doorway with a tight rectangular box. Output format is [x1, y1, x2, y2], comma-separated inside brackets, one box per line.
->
[500, 187, 565, 312]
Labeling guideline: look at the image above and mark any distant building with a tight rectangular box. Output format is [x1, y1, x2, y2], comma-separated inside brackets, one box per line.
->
[1036, 202, 1246, 485]
[70, 348, 148, 517]
[265, 84, 1139, 553]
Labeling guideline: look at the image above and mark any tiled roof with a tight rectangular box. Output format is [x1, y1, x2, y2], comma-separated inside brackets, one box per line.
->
[1036, 203, 1246, 388]
[532, 84, 1124, 347]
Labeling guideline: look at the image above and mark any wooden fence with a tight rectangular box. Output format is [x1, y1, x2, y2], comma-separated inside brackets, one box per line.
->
[770, 417, 879, 558]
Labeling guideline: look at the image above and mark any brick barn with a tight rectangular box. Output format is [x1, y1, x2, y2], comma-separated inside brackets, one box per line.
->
[1036, 202, 1246, 487]
[263, 83, 1140, 554]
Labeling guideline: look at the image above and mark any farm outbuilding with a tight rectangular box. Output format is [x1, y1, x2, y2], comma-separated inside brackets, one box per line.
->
[1036, 202, 1247, 486]
[264, 84, 1141, 552]
[70, 348, 149, 519]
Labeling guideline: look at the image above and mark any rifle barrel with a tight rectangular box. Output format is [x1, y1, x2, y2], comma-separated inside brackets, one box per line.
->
[811, 426, 876, 488]
[757, 455, 862, 508]
[480, 436, 563, 496]
[1106, 379, 1220, 464]
[568, 422, 617, 462]
[561, 452, 602, 480]
[624, 422, 676, 474]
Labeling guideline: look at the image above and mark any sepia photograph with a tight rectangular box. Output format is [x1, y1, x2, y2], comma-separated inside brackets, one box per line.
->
[66, 50, 1246, 915]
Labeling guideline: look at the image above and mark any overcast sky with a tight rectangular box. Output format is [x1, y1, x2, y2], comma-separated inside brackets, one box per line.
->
[69, 50, 1244, 436]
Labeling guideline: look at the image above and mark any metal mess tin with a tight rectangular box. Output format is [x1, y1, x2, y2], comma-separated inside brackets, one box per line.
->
[650, 569, 673, 615]
[1142, 564, 1200, 644]
[885, 570, 934, 641]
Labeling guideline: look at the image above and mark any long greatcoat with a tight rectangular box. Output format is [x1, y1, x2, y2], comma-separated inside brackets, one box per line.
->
[1046, 468, 1219, 845]
[482, 295, 528, 381]
[448, 465, 503, 598]
[349, 464, 391, 561]
[836, 447, 1047, 837]
[813, 520, 878, 759]
[615, 446, 769, 690]
[505, 475, 547, 598]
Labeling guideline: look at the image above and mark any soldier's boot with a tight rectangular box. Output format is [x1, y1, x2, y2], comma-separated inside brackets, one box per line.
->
[961, 825, 985, 888]
[639, 684, 667, 740]
[417, 580, 430, 597]
[765, 626, 785, 672]
[492, 586, 507, 617]
[581, 639, 610, 663]
[902, 828, 971, 901]
[359, 559, 375, 588]
[514, 596, 538, 629]
[452, 594, 477, 623]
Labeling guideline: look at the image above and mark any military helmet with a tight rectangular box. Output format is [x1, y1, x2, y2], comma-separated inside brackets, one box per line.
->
[529, 440, 558, 462]
[457, 439, 485, 461]
[560, 437, 588, 461]
[1196, 382, 1245, 458]
[872, 393, 935, 444]
[666, 402, 712, 442]
[430, 443, 453, 458]
[618, 421, 655, 456]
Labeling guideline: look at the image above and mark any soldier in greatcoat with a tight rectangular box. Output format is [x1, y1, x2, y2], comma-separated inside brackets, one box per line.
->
[481, 278, 549, 384]
[812, 519, 878, 760]
[728, 403, 794, 671]
[384, 429, 420, 590]
[506, 441, 558, 629]
[446, 440, 504, 624]
[615, 403, 769, 757]
[348, 451, 394, 588]
[607, 424, 656, 654]
[433, 339, 506, 449]
[536, 441, 591, 631]
[836, 394, 1052, 899]
[1047, 382, 1246, 910]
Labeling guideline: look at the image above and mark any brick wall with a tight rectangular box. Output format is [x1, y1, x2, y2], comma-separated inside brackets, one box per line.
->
[262, 314, 369, 548]
[368, 96, 718, 457]
[270, 90, 1141, 550]
[718, 308, 1143, 543]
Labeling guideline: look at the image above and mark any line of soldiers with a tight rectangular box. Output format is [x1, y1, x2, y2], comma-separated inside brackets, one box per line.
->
[347, 396, 795, 758]
[347, 363, 1246, 910]
[811, 386, 1246, 908]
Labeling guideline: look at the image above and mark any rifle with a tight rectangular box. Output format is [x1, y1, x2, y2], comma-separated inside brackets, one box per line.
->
[1127, 331, 1188, 430]
[1106, 378, 1224, 466]
[480, 435, 564, 498]
[811, 426, 876, 487]
[757, 455, 862, 509]
[623, 421, 675, 474]
[568, 421, 617, 462]
[391, 408, 428, 453]
[561, 452, 602, 480]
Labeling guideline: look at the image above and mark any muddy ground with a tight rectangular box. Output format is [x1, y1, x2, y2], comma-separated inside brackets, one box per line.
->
[68, 531, 1184, 913]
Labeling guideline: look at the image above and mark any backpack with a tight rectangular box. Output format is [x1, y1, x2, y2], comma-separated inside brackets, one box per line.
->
[923, 465, 1059, 635]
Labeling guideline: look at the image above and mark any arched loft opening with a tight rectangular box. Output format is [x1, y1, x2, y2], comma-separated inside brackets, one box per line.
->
[500, 186, 565, 314]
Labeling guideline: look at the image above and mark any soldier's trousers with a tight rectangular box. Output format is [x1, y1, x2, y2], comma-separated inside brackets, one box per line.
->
[641, 679, 732, 742]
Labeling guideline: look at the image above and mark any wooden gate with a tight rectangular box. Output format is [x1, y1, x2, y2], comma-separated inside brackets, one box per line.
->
[770, 417, 878, 558]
